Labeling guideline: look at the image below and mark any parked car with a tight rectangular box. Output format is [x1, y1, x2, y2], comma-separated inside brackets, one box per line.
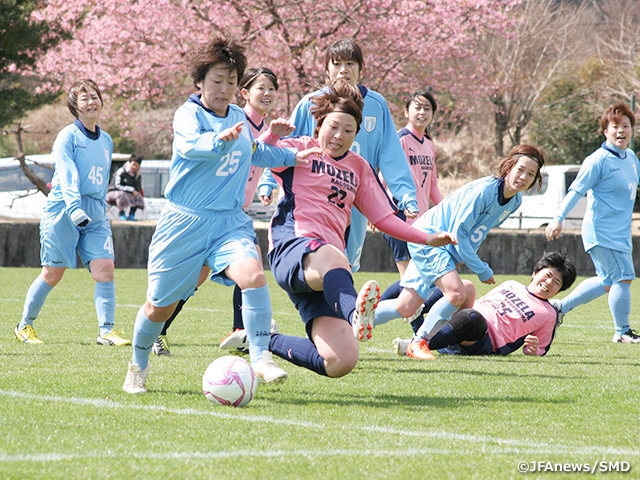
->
[0, 154, 276, 221]
[499, 164, 586, 230]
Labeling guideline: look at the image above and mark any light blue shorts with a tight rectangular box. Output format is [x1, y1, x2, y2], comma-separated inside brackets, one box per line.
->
[39, 197, 113, 269]
[147, 203, 259, 307]
[588, 245, 635, 286]
[400, 244, 457, 300]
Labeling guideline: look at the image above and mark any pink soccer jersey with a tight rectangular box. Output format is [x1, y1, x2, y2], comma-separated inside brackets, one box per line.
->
[398, 125, 442, 222]
[472, 280, 558, 356]
[269, 136, 397, 252]
[243, 106, 267, 207]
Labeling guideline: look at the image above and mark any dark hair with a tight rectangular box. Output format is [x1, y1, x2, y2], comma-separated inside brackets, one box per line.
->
[533, 249, 576, 292]
[67, 79, 103, 119]
[405, 90, 437, 113]
[188, 35, 247, 88]
[599, 102, 636, 130]
[310, 79, 364, 137]
[324, 38, 365, 75]
[495, 144, 546, 193]
[239, 67, 279, 92]
[130, 154, 143, 165]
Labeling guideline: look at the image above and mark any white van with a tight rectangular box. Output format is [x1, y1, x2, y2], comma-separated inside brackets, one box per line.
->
[499, 164, 586, 230]
[0, 154, 276, 221]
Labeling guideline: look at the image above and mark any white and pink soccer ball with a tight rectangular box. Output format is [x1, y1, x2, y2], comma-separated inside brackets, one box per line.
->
[202, 355, 257, 407]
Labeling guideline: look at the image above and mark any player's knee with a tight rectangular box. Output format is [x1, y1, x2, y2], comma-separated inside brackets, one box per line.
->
[323, 348, 359, 378]
[449, 308, 487, 342]
[444, 288, 467, 308]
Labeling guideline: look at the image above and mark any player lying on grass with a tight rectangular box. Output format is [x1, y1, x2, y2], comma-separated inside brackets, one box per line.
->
[385, 250, 576, 358]
[262, 80, 456, 378]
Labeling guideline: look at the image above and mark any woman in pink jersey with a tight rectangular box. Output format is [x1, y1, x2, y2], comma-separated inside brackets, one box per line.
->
[263, 80, 456, 378]
[392, 250, 577, 358]
[382, 90, 443, 277]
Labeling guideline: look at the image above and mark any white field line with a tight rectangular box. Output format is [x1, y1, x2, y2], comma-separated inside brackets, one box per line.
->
[1, 389, 639, 461]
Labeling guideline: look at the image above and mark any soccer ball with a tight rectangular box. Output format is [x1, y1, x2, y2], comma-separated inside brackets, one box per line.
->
[202, 355, 257, 407]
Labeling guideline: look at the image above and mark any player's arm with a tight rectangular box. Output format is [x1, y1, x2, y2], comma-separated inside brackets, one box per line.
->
[172, 107, 237, 161]
[53, 130, 91, 226]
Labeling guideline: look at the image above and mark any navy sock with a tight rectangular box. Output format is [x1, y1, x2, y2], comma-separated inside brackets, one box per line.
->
[428, 323, 459, 350]
[160, 298, 187, 335]
[322, 268, 357, 322]
[232, 284, 244, 330]
[269, 333, 328, 376]
[380, 281, 402, 301]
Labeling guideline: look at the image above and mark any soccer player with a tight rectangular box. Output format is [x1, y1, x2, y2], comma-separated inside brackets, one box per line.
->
[268, 38, 418, 272]
[390, 250, 577, 358]
[122, 36, 314, 394]
[372, 144, 547, 360]
[382, 90, 443, 277]
[545, 103, 640, 344]
[152, 67, 281, 356]
[262, 80, 456, 378]
[15, 79, 130, 346]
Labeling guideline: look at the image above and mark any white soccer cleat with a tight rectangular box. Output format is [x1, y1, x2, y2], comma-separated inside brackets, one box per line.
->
[549, 299, 565, 326]
[393, 338, 410, 356]
[612, 329, 640, 344]
[253, 351, 288, 384]
[352, 280, 380, 342]
[123, 362, 150, 394]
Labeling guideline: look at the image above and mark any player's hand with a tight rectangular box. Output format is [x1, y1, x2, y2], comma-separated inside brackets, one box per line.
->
[545, 220, 563, 241]
[269, 118, 295, 137]
[481, 275, 496, 285]
[404, 208, 419, 219]
[260, 194, 273, 206]
[294, 147, 322, 165]
[425, 231, 457, 247]
[369, 221, 379, 234]
[523, 335, 539, 355]
[219, 121, 244, 141]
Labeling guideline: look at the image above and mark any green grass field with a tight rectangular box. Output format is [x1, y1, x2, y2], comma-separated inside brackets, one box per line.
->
[1, 267, 639, 479]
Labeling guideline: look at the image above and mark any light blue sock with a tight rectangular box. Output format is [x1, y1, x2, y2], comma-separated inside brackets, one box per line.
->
[131, 307, 164, 370]
[19, 277, 53, 329]
[241, 285, 272, 364]
[95, 281, 116, 336]
[560, 277, 606, 313]
[373, 299, 400, 327]
[414, 297, 457, 341]
[609, 282, 631, 335]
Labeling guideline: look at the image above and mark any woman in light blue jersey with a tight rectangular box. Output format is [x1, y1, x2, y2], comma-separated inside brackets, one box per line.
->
[123, 36, 314, 394]
[261, 38, 418, 272]
[546, 103, 640, 344]
[15, 79, 130, 347]
[373, 144, 546, 360]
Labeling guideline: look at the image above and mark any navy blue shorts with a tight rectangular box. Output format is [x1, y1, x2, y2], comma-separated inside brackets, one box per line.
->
[437, 333, 494, 356]
[382, 209, 410, 263]
[268, 236, 340, 334]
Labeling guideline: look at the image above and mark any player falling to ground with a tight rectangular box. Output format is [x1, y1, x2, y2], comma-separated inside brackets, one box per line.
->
[545, 103, 640, 344]
[15, 79, 130, 347]
[372, 144, 547, 360]
[262, 80, 456, 378]
[380, 89, 443, 277]
[123, 35, 316, 394]
[389, 250, 576, 358]
[263, 38, 418, 272]
[152, 67, 282, 356]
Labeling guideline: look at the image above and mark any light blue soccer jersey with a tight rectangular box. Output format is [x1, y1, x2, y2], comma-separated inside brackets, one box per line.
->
[410, 176, 522, 281]
[167, 95, 297, 211]
[287, 85, 417, 212]
[566, 142, 640, 253]
[47, 120, 113, 218]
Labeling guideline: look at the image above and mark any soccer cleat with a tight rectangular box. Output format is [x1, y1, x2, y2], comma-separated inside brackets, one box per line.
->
[549, 299, 565, 326]
[97, 331, 132, 346]
[393, 338, 410, 356]
[353, 280, 380, 342]
[123, 362, 150, 394]
[14, 324, 44, 344]
[270, 318, 279, 334]
[219, 328, 248, 351]
[402, 304, 424, 323]
[253, 351, 288, 384]
[152, 335, 171, 356]
[612, 329, 640, 344]
[406, 339, 437, 360]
